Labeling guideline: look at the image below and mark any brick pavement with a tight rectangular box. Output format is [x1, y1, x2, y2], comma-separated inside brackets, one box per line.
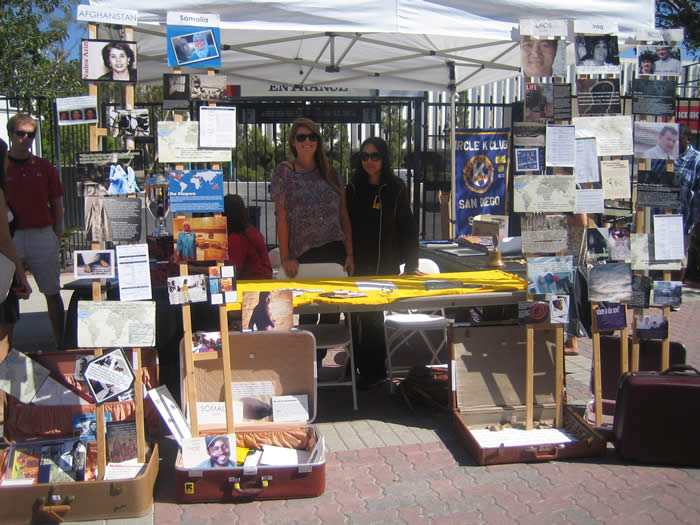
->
[9, 276, 700, 524]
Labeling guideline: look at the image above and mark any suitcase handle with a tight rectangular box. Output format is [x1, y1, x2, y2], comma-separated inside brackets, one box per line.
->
[660, 364, 700, 376]
[524, 445, 560, 459]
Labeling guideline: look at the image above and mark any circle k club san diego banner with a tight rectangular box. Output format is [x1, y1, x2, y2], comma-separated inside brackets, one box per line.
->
[454, 129, 510, 236]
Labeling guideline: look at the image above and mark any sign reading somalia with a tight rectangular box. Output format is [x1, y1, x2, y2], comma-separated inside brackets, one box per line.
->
[455, 129, 510, 236]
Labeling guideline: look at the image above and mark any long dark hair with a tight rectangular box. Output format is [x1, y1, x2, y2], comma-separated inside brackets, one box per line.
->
[224, 194, 248, 234]
[353, 136, 393, 184]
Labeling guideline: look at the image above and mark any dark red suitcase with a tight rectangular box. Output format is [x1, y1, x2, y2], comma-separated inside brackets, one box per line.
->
[584, 337, 686, 427]
[613, 365, 700, 466]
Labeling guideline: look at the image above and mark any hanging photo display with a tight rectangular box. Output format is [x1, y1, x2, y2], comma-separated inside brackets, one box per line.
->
[106, 107, 151, 142]
[454, 129, 509, 236]
[56, 96, 98, 126]
[588, 263, 632, 303]
[575, 35, 620, 74]
[631, 79, 676, 116]
[636, 44, 682, 77]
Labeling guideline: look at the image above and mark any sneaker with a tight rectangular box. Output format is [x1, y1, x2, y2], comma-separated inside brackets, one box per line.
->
[671, 304, 680, 312]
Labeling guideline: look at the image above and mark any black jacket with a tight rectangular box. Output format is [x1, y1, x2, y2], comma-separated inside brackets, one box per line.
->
[346, 173, 419, 276]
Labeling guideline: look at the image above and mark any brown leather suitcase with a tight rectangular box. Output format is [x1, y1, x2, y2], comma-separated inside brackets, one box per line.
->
[613, 365, 700, 466]
[0, 349, 160, 523]
[450, 324, 605, 465]
[174, 331, 325, 502]
[584, 336, 686, 427]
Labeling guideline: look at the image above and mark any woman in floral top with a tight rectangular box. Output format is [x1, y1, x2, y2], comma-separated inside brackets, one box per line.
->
[271, 118, 354, 280]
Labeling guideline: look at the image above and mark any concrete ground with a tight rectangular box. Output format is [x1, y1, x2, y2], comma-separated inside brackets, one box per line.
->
[6, 275, 700, 524]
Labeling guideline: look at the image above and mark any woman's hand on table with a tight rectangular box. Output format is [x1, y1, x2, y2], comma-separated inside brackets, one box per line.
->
[282, 257, 299, 279]
[344, 255, 355, 276]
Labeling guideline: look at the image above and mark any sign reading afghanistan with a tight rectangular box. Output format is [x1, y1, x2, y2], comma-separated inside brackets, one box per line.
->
[454, 129, 510, 236]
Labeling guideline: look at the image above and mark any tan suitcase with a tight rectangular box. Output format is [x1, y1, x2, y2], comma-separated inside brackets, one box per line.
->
[174, 330, 325, 502]
[450, 324, 605, 465]
[0, 348, 159, 523]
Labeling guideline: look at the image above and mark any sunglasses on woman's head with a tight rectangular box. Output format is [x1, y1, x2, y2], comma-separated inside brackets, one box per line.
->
[360, 151, 381, 162]
[295, 133, 319, 142]
[14, 130, 36, 139]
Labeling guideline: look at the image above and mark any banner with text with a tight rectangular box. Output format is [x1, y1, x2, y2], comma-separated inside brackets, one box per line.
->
[455, 129, 510, 236]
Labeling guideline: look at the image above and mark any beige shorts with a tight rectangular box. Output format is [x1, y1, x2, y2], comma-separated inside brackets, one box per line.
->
[14, 227, 61, 295]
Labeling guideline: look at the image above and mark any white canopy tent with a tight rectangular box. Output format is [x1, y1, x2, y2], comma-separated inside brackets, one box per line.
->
[89, 0, 655, 235]
[90, 0, 655, 92]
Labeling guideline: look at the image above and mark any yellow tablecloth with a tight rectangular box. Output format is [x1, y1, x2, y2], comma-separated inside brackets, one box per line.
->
[225, 270, 526, 311]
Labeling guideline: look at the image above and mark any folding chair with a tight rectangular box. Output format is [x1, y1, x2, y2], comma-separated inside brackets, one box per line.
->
[383, 258, 450, 392]
[277, 263, 358, 410]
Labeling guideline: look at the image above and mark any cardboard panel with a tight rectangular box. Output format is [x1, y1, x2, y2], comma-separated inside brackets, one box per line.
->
[452, 324, 557, 411]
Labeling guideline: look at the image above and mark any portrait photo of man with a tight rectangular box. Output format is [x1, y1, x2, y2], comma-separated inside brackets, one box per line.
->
[197, 436, 235, 468]
[520, 38, 564, 78]
[638, 124, 679, 160]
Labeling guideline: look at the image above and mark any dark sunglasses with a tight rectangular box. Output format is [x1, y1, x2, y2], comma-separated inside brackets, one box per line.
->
[360, 151, 381, 162]
[295, 133, 319, 143]
[14, 130, 36, 139]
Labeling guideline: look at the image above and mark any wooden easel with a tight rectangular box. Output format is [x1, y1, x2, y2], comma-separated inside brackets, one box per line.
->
[86, 21, 148, 478]
[168, 68, 235, 438]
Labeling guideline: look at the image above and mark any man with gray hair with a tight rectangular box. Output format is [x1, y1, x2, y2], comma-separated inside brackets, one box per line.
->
[5, 113, 65, 348]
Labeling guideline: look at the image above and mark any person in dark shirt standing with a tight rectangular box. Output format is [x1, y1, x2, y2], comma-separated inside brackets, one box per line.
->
[5, 114, 64, 349]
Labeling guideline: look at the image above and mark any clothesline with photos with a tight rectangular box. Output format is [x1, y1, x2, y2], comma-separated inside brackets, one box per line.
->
[513, 20, 686, 429]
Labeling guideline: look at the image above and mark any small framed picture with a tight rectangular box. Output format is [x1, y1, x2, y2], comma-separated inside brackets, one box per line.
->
[74, 250, 115, 279]
[515, 147, 541, 172]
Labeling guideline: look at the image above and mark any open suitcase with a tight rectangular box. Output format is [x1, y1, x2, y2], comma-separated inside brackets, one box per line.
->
[0, 348, 160, 524]
[174, 330, 325, 502]
[613, 365, 700, 466]
[584, 336, 686, 427]
[450, 324, 606, 465]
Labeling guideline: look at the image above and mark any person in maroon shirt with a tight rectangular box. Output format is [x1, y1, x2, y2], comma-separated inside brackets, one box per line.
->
[223, 194, 272, 280]
[5, 114, 65, 348]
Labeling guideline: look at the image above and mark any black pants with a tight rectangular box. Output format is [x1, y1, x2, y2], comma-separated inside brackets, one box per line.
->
[351, 311, 387, 381]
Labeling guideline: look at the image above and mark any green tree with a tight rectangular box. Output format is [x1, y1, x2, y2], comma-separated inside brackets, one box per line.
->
[235, 125, 276, 181]
[381, 105, 409, 172]
[0, 0, 82, 109]
[656, 0, 700, 56]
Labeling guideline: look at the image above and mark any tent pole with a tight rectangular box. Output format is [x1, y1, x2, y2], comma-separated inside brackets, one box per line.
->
[449, 62, 456, 240]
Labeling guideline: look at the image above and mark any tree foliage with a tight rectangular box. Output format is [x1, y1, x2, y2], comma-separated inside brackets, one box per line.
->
[0, 0, 82, 109]
[656, 0, 700, 56]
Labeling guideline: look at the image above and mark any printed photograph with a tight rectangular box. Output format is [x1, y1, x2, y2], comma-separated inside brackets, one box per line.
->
[652, 280, 682, 307]
[166, 274, 208, 305]
[586, 228, 610, 262]
[607, 227, 631, 261]
[190, 74, 228, 100]
[192, 330, 222, 353]
[575, 35, 620, 74]
[633, 121, 679, 160]
[518, 301, 550, 324]
[106, 107, 151, 141]
[630, 275, 652, 309]
[81, 39, 137, 82]
[170, 29, 220, 67]
[83, 348, 136, 405]
[520, 38, 566, 78]
[163, 73, 191, 109]
[74, 249, 115, 279]
[636, 315, 669, 340]
[588, 263, 632, 303]
[172, 216, 228, 262]
[512, 122, 545, 147]
[637, 44, 682, 77]
[76, 150, 144, 197]
[241, 291, 293, 332]
[524, 83, 553, 121]
[56, 96, 98, 126]
[526, 256, 573, 295]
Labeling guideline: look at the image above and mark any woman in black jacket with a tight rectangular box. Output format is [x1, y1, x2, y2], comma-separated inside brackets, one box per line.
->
[346, 137, 419, 387]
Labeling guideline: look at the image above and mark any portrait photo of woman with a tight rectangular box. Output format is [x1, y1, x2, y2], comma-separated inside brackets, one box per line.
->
[98, 41, 137, 82]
